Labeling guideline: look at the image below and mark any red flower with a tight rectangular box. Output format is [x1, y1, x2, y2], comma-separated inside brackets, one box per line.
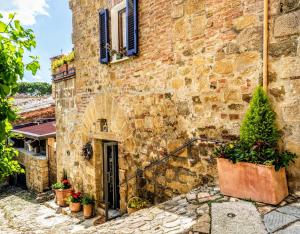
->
[62, 179, 69, 184]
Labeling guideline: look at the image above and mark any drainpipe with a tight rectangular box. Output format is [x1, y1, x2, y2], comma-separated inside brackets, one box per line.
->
[263, 0, 269, 92]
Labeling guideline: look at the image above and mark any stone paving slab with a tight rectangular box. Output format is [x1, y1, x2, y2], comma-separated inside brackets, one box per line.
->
[274, 221, 300, 234]
[264, 210, 298, 233]
[1, 186, 300, 234]
[211, 201, 267, 234]
[277, 203, 300, 218]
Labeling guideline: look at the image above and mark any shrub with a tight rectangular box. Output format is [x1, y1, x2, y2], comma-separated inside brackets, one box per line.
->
[240, 86, 280, 147]
[81, 195, 95, 205]
[214, 86, 297, 170]
[18, 82, 52, 96]
[128, 197, 148, 209]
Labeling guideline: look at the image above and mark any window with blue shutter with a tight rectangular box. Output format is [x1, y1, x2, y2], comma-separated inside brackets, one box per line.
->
[99, 9, 109, 64]
[126, 0, 138, 56]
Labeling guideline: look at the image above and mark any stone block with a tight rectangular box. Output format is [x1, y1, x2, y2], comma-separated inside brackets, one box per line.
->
[282, 101, 300, 122]
[275, 221, 300, 234]
[214, 60, 233, 74]
[274, 10, 300, 37]
[237, 27, 263, 52]
[233, 15, 257, 31]
[191, 15, 207, 37]
[212, 202, 266, 234]
[171, 3, 184, 19]
[264, 210, 298, 233]
[277, 204, 300, 218]
[234, 51, 260, 72]
[271, 57, 300, 79]
[269, 39, 298, 57]
[185, 0, 205, 15]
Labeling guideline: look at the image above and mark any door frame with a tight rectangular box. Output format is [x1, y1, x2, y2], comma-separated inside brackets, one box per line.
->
[103, 141, 120, 220]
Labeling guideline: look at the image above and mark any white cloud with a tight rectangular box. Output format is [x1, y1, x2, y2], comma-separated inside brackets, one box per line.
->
[0, 0, 49, 25]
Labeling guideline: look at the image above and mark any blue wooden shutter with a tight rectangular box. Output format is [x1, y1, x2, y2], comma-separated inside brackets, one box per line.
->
[126, 0, 138, 56]
[99, 9, 109, 64]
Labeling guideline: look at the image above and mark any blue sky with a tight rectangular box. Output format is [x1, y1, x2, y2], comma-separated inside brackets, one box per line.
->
[0, 0, 73, 83]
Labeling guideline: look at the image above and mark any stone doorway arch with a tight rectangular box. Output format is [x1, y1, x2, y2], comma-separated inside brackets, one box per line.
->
[78, 93, 134, 213]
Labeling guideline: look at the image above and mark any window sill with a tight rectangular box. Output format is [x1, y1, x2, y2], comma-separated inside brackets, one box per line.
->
[110, 56, 130, 64]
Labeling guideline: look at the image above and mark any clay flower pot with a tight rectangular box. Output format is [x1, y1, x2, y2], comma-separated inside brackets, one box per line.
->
[70, 202, 81, 212]
[83, 204, 94, 218]
[217, 158, 289, 205]
[54, 188, 73, 207]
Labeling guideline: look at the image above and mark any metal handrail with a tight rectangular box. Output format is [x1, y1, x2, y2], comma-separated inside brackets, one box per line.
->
[119, 137, 226, 187]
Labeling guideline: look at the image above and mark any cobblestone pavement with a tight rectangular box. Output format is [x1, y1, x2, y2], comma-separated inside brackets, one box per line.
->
[1, 186, 300, 234]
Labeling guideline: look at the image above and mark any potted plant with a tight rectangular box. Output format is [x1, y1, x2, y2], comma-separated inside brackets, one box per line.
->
[127, 197, 148, 214]
[214, 86, 296, 205]
[52, 172, 73, 207]
[81, 195, 95, 219]
[67, 191, 82, 212]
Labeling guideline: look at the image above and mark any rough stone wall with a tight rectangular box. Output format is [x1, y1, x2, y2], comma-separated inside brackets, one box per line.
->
[55, 0, 300, 211]
[18, 150, 49, 192]
[268, 0, 300, 189]
[47, 138, 57, 185]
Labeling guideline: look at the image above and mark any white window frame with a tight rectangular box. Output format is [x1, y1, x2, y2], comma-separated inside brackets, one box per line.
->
[111, 1, 128, 62]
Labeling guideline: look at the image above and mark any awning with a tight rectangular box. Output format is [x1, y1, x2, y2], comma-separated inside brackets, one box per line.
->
[12, 121, 56, 140]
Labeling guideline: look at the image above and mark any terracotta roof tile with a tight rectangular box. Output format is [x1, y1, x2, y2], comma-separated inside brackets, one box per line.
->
[13, 121, 56, 137]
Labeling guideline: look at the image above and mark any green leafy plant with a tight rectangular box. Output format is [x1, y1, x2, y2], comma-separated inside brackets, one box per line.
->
[214, 86, 297, 170]
[0, 13, 40, 182]
[67, 191, 82, 204]
[52, 182, 64, 190]
[52, 178, 71, 190]
[240, 86, 280, 147]
[18, 82, 52, 96]
[127, 197, 148, 209]
[51, 51, 75, 72]
[81, 195, 95, 205]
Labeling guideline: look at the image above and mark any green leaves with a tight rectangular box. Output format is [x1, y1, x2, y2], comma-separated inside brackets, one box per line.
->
[214, 86, 297, 170]
[0, 21, 7, 33]
[0, 13, 40, 181]
[18, 82, 52, 96]
[240, 86, 280, 147]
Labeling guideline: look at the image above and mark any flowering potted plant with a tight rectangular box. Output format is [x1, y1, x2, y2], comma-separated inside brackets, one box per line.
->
[214, 86, 296, 205]
[52, 172, 73, 207]
[127, 197, 149, 214]
[81, 195, 95, 219]
[67, 191, 82, 212]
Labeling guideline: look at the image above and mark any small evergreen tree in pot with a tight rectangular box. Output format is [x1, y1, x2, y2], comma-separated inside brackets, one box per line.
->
[214, 86, 297, 204]
[215, 86, 296, 170]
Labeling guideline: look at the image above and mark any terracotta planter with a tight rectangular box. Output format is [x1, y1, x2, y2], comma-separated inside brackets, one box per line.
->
[54, 188, 73, 207]
[70, 202, 81, 212]
[83, 204, 94, 219]
[59, 63, 68, 73]
[217, 158, 289, 205]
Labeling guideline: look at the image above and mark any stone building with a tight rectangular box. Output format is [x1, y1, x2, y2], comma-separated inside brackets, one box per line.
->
[54, 0, 300, 214]
[12, 120, 56, 192]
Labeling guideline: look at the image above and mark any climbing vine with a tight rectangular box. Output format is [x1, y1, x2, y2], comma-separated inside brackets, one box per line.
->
[0, 13, 40, 181]
[51, 51, 75, 72]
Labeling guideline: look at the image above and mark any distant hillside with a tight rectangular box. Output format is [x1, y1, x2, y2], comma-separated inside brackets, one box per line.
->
[18, 82, 52, 96]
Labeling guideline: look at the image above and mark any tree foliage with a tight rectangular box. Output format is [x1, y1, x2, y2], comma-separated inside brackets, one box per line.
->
[18, 82, 52, 96]
[214, 86, 296, 170]
[0, 13, 40, 181]
[240, 86, 280, 147]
